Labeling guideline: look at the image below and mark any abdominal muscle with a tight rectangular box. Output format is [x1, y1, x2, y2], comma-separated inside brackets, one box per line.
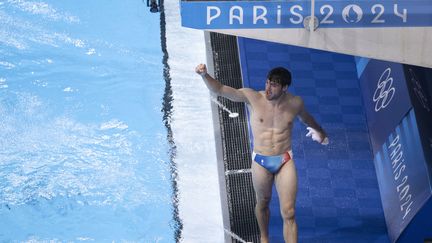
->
[252, 127, 292, 156]
[247, 91, 298, 156]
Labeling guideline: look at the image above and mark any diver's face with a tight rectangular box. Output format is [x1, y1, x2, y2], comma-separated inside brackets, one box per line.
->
[265, 79, 286, 100]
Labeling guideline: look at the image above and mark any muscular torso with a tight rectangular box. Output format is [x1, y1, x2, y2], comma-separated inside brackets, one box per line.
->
[247, 91, 301, 156]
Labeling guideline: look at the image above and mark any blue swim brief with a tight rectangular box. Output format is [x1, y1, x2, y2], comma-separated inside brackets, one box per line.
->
[252, 151, 293, 174]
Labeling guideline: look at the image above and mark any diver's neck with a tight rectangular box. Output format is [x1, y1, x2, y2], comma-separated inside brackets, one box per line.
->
[268, 92, 286, 107]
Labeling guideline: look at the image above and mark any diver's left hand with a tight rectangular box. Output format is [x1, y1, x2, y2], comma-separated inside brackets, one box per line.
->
[306, 127, 329, 145]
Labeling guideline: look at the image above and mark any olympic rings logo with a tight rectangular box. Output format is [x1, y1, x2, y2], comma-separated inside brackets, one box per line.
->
[373, 68, 395, 112]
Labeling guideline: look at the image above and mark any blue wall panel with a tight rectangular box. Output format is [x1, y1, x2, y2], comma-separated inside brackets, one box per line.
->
[356, 58, 432, 242]
[238, 37, 389, 243]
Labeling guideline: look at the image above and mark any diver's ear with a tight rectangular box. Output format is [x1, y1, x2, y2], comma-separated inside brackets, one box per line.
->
[282, 86, 288, 92]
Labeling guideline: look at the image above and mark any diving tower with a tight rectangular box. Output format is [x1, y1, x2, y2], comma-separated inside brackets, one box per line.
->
[181, 1, 432, 242]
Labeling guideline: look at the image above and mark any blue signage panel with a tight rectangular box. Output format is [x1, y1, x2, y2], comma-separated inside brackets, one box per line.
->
[358, 60, 411, 154]
[404, 65, 432, 116]
[403, 64, 432, 185]
[181, 0, 432, 29]
[374, 109, 432, 243]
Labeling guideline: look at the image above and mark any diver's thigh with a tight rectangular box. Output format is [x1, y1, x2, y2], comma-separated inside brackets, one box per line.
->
[251, 161, 274, 199]
[275, 161, 298, 205]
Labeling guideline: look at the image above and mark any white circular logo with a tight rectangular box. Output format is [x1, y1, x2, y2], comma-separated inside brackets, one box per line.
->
[342, 4, 363, 23]
[373, 68, 395, 112]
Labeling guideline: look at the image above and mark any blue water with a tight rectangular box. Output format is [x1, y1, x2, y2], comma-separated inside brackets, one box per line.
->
[0, 0, 176, 241]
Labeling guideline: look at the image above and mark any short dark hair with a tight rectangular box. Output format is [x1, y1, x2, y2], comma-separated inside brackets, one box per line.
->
[267, 67, 292, 87]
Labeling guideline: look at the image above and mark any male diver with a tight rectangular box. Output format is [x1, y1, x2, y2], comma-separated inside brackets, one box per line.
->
[195, 64, 328, 243]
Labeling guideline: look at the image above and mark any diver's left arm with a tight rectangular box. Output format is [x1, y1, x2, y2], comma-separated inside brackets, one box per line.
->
[297, 98, 329, 145]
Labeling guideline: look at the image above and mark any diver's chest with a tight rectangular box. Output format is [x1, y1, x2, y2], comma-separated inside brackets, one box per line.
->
[254, 106, 295, 125]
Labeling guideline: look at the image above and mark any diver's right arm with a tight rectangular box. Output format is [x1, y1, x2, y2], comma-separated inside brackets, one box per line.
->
[195, 63, 249, 103]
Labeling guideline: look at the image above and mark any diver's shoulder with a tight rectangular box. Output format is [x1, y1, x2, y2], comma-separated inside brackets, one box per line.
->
[286, 93, 304, 106]
[239, 88, 263, 102]
[285, 92, 302, 100]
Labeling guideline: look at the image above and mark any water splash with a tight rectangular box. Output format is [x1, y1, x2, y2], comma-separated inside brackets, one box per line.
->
[224, 228, 252, 243]
[210, 97, 239, 118]
[0, 92, 169, 207]
[6, 0, 80, 23]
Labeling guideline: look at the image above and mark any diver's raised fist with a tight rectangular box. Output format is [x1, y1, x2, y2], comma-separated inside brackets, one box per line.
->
[195, 64, 207, 77]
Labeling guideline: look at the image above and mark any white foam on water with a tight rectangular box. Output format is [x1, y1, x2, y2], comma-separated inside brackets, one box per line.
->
[0, 92, 168, 208]
[0, 61, 15, 69]
[100, 119, 128, 131]
[7, 0, 80, 23]
[0, 77, 7, 89]
[62, 87, 75, 92]
[86, 48, 96, 55]
[0, 9, 85, 50]
[165, 0, 225, 241]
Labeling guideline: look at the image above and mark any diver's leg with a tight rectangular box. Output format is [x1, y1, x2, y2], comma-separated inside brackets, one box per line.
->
[251, 161, 274, 243]
[275, 160, 298, 243]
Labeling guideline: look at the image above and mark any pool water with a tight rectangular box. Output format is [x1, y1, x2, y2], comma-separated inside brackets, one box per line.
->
[0, 0, 177, 241]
